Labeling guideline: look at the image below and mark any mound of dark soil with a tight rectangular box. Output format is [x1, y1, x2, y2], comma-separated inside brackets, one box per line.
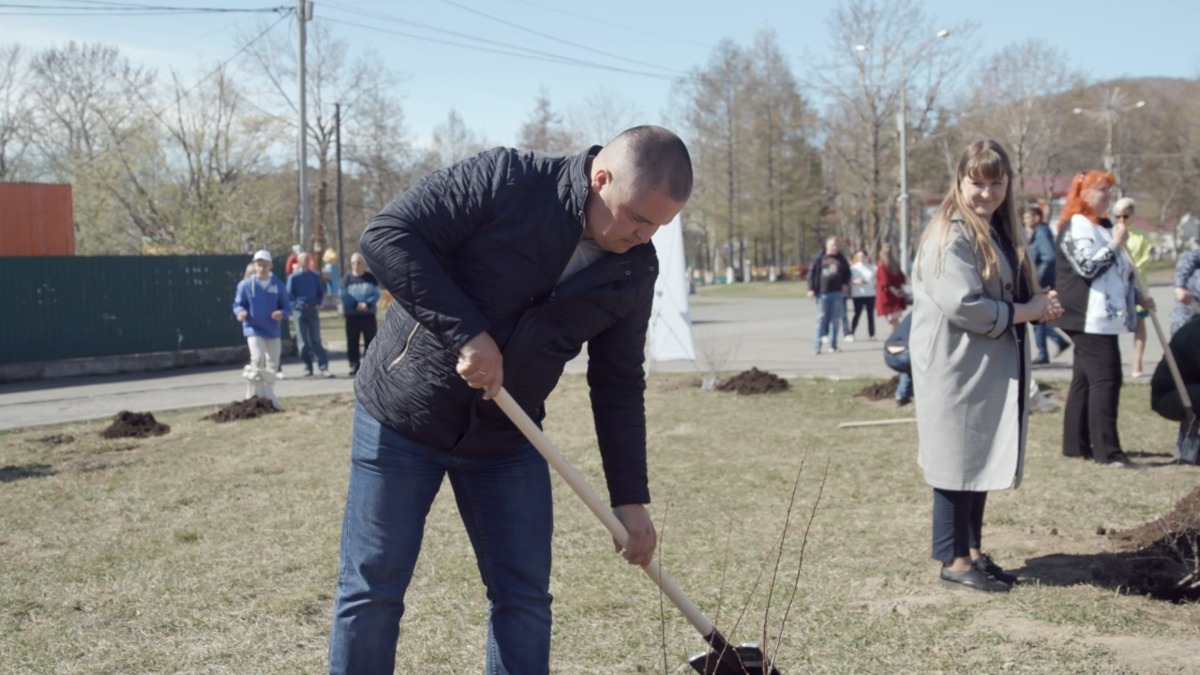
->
[203, 397, 280, 423]
[101, 411, 170, 439]
[715, 368, 789, 395]
[855, 376, 899, 401]
[1108, 486, 1200, 602]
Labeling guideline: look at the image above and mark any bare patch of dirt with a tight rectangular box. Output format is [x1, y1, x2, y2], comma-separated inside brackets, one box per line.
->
[1108, 486, 1200, 602]
[100, 411, 170, 439]
[203, 397, 280, 423]
[715, 368, 789, 395]
[32, 433, 75, 445]
[855, 376, 899, 401]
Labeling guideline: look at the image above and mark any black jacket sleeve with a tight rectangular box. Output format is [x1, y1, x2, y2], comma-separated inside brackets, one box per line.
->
[359, 149, 508, 351]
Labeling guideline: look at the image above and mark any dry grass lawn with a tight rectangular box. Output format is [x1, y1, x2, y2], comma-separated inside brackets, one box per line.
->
[2, 375, 1199, 674]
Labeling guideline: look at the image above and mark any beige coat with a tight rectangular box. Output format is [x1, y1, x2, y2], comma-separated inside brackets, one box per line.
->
[910, 221, 1028, 492]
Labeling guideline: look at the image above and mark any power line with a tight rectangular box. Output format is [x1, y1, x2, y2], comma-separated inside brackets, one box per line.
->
[319, 0, 686, 81]
[0, 1, 288, 15]
[317, 14, 679, 82]
[503, 0, 715, 50]
[438, 0, 689, 76]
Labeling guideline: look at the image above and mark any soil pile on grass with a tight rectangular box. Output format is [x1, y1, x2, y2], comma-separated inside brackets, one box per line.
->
[204, 397, 280, 423]
[1108, 486, 1200, 602]
[101, 411, 170, 439]
[855, 376, 899, 401]
[716, 368, 789, 395]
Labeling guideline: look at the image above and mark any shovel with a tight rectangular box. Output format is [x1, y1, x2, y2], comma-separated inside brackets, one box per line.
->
[1125, 250, 1199, 463]
[493, 387, 782, 675]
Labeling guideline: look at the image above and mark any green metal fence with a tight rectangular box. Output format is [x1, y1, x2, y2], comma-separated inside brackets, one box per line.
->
[0, 255, 278, 365]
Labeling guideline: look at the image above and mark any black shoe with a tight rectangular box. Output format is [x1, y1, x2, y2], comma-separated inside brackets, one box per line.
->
[1101, 452, 1134, 468]
[896, 397, 912, 407]
[939, 565, 1011, 593]
[973, 554, 1018, 586]
[349, 366, 358, 376]
[1053, 342, 1072, 358]
[1031, 356, 1049, 365]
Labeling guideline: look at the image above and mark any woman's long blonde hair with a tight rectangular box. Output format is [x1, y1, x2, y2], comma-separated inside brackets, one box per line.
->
[919, 139, 1037, 290]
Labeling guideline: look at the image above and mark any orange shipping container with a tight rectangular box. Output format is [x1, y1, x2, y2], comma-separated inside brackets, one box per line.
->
[0, 182, 75, 256]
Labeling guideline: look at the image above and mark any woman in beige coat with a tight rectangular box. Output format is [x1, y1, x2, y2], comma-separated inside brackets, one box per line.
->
[911, 140, 1062, 593]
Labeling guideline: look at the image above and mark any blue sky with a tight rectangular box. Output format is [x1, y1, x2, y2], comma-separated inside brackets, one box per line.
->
[5, 0, 1197, 148]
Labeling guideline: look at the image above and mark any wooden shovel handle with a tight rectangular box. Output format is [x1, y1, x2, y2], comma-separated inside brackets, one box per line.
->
[493, 387, 716, 638]
[1124, 250, 1196, 416]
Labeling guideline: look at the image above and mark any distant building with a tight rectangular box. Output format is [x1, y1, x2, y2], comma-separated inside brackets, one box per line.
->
[0, 182, 75, 256]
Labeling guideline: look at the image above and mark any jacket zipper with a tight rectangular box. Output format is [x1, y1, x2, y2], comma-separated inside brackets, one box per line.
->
[386, 322, 422, 371]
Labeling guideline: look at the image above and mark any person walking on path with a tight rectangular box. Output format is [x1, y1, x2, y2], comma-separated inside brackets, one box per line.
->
[1025, 206, 1071, 364]
[876, 243, 908, 334]
[1115, 197, 1154, 378]
[849, 249, 877, 341]
[807, 236, 851, 354]
[340, 252, 380, 377]
[1052, 171, 1153, 467]
[327, 125, 692, 674]
[911, 140, 1062, 593]
[232, 250, 291, 409]
[287, 251, 332, 377]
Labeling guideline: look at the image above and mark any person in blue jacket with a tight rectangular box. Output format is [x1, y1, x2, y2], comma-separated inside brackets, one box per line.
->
[232, 250, 291, 408]
[1024, 206, 1071, 364]
[287, 251, 332, 377]
[339, 252, 380, 376]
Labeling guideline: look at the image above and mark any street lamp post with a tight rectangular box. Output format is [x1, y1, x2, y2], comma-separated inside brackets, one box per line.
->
[1073, 87, 1146, 196]
[856, 29, 949, 277]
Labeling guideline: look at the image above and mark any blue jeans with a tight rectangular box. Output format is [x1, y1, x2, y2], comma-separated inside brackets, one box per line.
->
[329, 404, 553, 675]
[293, 306, 329, 372]
[814, 291, 843, 351]
[1033, 322, 1069, 361]
[931, 489, 987, 563]
[883, 350, 913, 402]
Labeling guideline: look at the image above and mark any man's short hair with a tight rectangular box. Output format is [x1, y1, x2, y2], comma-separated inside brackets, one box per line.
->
[1026, 206, 1044, 220]
[607, 126, 693, 203]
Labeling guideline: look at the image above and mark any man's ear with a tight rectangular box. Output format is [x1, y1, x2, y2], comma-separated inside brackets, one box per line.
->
[590, 166, 612, 192]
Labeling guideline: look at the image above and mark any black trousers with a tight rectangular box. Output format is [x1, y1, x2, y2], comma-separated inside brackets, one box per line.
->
[1062, 331, 1123, 463]
[850, 296, 875, 338]
[345, 315, 378, 369]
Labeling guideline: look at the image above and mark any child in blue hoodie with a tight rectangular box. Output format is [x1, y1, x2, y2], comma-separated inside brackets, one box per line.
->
[233, 250, 291, 408]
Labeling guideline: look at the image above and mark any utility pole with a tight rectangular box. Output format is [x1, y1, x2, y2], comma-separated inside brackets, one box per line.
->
[336, 102, 344, 270]
[296, 0, 313, 252]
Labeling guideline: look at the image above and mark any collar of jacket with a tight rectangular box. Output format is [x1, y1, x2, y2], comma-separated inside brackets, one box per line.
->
[566, 145, 603, 230]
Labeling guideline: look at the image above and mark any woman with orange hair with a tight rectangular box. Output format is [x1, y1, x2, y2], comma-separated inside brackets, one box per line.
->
[1052, 171, 1154, 467]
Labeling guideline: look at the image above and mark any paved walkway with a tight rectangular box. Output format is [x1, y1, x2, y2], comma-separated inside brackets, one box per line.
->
[0, 283, 1175, 431]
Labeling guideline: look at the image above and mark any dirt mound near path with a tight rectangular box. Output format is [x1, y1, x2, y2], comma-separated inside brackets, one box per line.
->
[1108, 486, 1200, 602]
[715, 368, 789, 395]
[203, 397, 280, 423]
[855, 376, 899, 401]
[100, 411, 170, 439]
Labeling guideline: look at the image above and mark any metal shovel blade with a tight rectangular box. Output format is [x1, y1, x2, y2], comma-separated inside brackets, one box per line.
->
[688, 641, 781, 675]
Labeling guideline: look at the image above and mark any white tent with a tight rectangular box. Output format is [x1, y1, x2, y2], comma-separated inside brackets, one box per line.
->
[647, 215, 695, 364]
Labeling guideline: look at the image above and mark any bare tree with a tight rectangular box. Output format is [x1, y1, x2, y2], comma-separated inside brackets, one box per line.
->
[517, 88, 573, 154]
[958, 39, 1084, 204]
[809, 0, 974, 255]
[563, 87, 645, 149]
[25, 41, 159, 253]
[0, 44, 31, 180]
[427, 109, 491, 168]
[239, 22, 409, 254]
[673, 39, 753, 280]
